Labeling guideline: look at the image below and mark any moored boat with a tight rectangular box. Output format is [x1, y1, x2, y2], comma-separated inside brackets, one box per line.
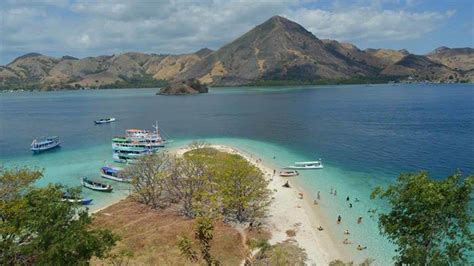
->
[100, 166, 130, 182]
[81, 177, 113, 192]
[95, 117, 116, 124]
[31, 136, 60, 153]
[62, 194, 93, 205]
[285, 160, 323, 169]
[279, 170, 299, 177]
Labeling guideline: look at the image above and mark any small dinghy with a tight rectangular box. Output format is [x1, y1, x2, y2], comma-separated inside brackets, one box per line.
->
[285, 159, 323, 170]
[94, 117, 116, 124]
[62, 193, 93, 205]
[279, 170, 299, 177]
[81, 177, 113, 192]
[100, 166, 130, 182]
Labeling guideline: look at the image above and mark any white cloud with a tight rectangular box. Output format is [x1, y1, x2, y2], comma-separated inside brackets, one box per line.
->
[286, 7, 454, 42]
[0, 0, 457, 64]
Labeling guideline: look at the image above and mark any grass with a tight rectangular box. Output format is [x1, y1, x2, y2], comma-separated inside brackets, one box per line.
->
[90, 198, 247, 265]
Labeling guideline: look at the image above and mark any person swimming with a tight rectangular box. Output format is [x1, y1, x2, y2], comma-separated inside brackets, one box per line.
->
[349, 203, 353, 208]
[346, 196, 350, 201]
[357, 245, 367, 250]
[337, 215, 342, 224]
[357, 216, 363, 224]
[343, 238, 352, 245]
[334, 189, 337, 196]
[317, 191, 321, 200]
[344, 229, 350, 235]
[355, 198, 360, 202]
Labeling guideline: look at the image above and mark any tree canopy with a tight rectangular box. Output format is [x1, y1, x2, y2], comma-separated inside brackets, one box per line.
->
[0, 167, 117, 265]
[371, 171, 473, 265]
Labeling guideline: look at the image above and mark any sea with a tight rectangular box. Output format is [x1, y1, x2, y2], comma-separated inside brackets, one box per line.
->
[1, 84, 473, 265]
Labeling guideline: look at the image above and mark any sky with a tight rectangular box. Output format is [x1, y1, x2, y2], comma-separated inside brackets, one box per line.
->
[1, 0, 473, 64]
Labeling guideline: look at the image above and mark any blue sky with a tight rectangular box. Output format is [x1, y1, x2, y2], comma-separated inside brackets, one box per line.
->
[1, 0, 473, 64]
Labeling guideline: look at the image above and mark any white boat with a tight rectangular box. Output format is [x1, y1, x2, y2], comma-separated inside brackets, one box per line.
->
[100, 166, 130, 182]
[95, 117, 116, 124]
[81, 177, 113, 192]
[279, 170, 299, 177]
[31, 136, 60, 153]
[285, 160, 323, 169]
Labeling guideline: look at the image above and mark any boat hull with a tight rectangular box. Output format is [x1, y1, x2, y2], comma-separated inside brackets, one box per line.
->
[31, 142, 61, 153]
[81, 178, 113, 192]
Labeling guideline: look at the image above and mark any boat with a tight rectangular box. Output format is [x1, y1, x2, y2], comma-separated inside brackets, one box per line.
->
[100, 166, 130, 182]
[95, 117, 116, 124]
[81, 177, 113, 192]
[285, 159, 323, 169]
[112, 122, 167, 163]
[31, 136, 60, 153]
[279, 170, 299, 177]
[62, 194, 93, 205]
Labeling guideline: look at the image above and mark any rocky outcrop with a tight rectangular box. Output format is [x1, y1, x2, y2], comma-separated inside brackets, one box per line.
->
[157, 79, 208, 95]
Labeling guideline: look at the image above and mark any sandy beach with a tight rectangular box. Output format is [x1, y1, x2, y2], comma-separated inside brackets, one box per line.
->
[176, 144, 349, 265]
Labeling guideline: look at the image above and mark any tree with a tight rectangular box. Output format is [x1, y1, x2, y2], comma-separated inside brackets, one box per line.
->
[178, 216, 219, 266]
[0, 167, 118, 265]
[126, 152, 175, 209]
[371, 171, 473, 265]
[213, 154, 272, 223]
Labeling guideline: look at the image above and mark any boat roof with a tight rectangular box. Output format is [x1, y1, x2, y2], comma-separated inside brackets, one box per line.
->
[294, 161, 321, 165]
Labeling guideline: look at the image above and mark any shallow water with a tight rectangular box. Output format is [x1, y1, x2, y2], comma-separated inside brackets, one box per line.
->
[1, 84, 473, 264]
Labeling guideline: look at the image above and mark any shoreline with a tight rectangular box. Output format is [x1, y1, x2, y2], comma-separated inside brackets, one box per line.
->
[175, 144, 349, 264]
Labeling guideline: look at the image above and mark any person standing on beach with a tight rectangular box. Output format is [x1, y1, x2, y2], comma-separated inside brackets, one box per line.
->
[317, 191, 321, 200]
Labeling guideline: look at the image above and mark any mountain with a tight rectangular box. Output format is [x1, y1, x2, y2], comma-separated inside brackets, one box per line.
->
[427, 47, 474, 71]
[182, 16, 379, 85]
[1, 16, 472, 90]
[381, 54, 459, 81]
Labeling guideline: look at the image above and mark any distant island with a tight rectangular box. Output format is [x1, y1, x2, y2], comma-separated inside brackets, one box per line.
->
[157, 79, 208, 95]
[1, 16, 473, 91]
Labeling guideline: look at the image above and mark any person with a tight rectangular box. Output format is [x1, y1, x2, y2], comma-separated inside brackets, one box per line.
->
[337, 215, 342, 224]
[283, 181, 290, 188]
[355, 198, 360, 202]
[343, 238, 352, 245]
[317, 191, 321, 200]
[344, 229, 350, 235]
[346, 196, 350, 201]
[349, 203, 353, 208]
[273, 169, 276, 175]
[273, 156, 276, 159]
[357, 245, 367, 251]
[357, 216, 362, 224]
[330, 188, 333, 195]
[317, 226, 324, 231]
[334, 189, 337, 196]
[298, 192, 304, 199]
[313, 199, 318, 205]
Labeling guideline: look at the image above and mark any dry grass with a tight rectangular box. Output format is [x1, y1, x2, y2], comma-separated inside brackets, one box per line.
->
[90, 198, 247, 265]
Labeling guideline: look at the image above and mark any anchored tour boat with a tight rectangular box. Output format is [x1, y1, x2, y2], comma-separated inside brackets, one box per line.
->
[31, 136, 61, 153]
[285, 160, 323, 170]
[94, 117, 116, 124]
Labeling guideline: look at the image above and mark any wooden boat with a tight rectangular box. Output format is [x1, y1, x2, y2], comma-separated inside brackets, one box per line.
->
[81, 177, 113, 192]
[62, 194, 93, 205]
[279, 170, 299, 177]
[94, 117, 116, 124]
[100, 166, 130, 182]
[285, 160, 323, 170]
[31, 136, 60, 153]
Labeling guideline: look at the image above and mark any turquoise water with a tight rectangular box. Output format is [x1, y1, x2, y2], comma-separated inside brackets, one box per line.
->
[1, 84, 473, 264]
